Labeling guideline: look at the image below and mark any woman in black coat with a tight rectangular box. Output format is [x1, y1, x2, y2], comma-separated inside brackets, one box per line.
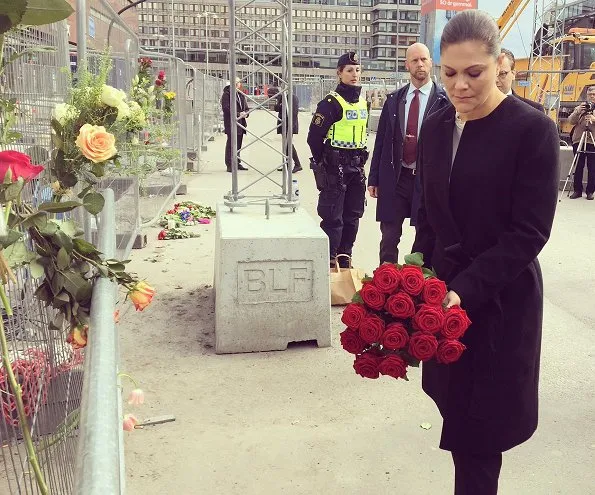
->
[274, 92, 302, 173]
[411, 10, 559, 494]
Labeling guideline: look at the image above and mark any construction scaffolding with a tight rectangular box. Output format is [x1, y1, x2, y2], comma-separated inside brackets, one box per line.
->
[224, 0, 298, 212]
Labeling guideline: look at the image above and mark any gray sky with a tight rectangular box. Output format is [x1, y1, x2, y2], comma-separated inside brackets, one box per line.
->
[480, 0, 536, 59]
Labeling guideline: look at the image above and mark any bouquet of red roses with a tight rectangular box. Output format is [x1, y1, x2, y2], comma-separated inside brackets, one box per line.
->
[340, 253, 471, 381]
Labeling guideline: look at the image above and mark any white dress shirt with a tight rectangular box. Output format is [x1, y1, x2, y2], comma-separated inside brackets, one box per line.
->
[402, 79, 433, 169]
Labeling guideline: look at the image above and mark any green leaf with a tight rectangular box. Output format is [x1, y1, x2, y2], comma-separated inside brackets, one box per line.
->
[20, 211, 48, 230]
[83, 192, 105, 215]
[57, 247, 70, 270]
[49, 310, 65, 329]
[39, 220, 58, 236]
[77, 185, 93, 199]
[51, 118, 63, 137]
[34, 282, 53, 304]
[38, 200, 82, 213]
[361, 276, 373, 283]
[61, 270, 92, 301]
[4, 240, 36, 268]
[29, 258, 45, 278]
[19, 0, 74, 26]
[403, 252, 424, 267]
[73, 237, 99, 255]
[4, 178, 25, 202]
[4, 47, 56, 70]
[0, 229, 23, 249]
[0, 0, 27, 34]
[50, 272, 64, 295]
[90, 162, 106, 178]
[422, 267, 437, 279]
[351, 292, 363, 304]
[54, 229, 74, 254]
[55, 219, 82, 238]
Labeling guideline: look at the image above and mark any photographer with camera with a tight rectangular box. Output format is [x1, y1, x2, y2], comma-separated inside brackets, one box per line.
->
[568, 85, 595, 200]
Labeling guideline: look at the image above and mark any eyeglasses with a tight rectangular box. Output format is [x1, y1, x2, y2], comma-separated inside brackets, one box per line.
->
[497, 70, 511, 79]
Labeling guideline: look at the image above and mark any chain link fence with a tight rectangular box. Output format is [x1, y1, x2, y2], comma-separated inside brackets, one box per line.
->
[0, 21, 85, 495]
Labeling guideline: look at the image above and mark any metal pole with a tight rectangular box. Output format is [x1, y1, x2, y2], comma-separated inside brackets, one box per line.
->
[229, 0, 239, 200]
[74, 189, 120, 495]
[76, 0, 87, 70]
[287, 0, 294, 201]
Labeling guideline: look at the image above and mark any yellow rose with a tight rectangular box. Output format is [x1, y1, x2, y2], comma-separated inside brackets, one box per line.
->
[75, 124, 117, 163]
[116, 102, 131, 121]
[100, 84, 127, 108]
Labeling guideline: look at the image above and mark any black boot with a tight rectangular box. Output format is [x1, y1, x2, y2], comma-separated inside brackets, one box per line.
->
[570, 191, 582, 199]
[587, 193, 594, 200]
[292, 165, 303, 173]
[238, 164, 248, 171]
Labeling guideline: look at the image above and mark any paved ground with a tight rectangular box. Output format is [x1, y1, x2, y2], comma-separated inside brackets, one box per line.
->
[120, 110, 595, 495]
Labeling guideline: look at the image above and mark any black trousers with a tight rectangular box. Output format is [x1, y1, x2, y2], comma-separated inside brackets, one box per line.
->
[225, 132, 245, 168]
[283, 140, 301, 169]
[451, 452, 502, 495]
[317, 168, 366, 262]
[379, 169, 415, 264]
[572, 141, 595, 194]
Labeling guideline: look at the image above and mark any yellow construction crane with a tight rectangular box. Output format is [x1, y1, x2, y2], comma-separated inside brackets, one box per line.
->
[497, 0, 532, 41]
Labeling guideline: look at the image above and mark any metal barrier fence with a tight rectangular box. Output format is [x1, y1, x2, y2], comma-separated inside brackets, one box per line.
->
[0, 21, 85, 495]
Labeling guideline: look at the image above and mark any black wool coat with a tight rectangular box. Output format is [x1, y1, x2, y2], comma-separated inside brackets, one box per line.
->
[412, 96, 559, 455]
[221, 85, 248, 135]
[368, 82, 448, 225]
[275, 93, 299, 135]
[512, 89, 545, 113]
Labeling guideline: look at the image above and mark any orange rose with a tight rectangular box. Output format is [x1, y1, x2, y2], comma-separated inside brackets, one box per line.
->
[75, 124, 117, 163]
[67, 324, 88, 349]
[128, 281, 155, 311]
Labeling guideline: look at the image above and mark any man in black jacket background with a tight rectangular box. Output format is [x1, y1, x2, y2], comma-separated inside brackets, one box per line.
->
[221, 77, 249, 172]
[497, 48, 545, 113]
[368, 43, 448, 264]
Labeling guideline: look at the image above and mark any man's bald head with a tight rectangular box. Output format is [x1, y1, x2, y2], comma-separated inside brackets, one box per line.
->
[405, 43, 432, 87]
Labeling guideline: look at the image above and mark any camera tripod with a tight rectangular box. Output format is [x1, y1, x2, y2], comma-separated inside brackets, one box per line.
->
[559, 127, 595, 202]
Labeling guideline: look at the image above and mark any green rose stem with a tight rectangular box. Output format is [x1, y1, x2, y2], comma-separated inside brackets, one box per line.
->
[0, 201, 49, 493]
[0, 289, 49, 494]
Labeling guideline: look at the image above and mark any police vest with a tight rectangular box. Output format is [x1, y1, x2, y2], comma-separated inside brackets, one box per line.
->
[325, 91, 368, 149]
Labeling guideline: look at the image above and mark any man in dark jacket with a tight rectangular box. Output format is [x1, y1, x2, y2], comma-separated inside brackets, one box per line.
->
[368, 43, 448, 264]
[275, 92, 302, 173]
[221, 77, 249, 172]
[497, 48, 545, 113]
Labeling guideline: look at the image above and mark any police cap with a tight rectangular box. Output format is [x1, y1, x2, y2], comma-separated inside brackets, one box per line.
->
[337, 52, 360, 68]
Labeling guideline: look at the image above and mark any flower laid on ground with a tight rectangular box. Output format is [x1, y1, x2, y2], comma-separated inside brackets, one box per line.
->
[340, 253, 471, 381]
[128, 281, 156, 312]
[157, 228, 200, 240]
[0, 150, 45, 182]
[127, 388, 145, 406]
[122, 413, 139, 432]
[159, 201, 216, 227]
[75, 124, 117, 163]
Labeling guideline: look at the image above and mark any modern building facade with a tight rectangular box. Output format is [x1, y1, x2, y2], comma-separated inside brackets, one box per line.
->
[138, 0, 422, 78]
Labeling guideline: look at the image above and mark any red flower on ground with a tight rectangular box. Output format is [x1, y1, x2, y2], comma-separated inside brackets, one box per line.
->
[378, 355, 408, 379]
[422, 278, 448, 306]
[412, 304, 446, 334]
[408, 332, 438, 361]
[381, 323, 409, 350]
[442, 305, 472, 339]
[385, 292, 416, 319]
[158, 230, 167, 240]
[400, 265, 426, 296]
[341, 303, 368, 330]
[372, 263, 402, 294]
[340, 328, 367, 354]
[358, 314, 385, 344]
[0, 150, 44, 182]
[353, 353, 381, 379]
[436, 339, 467, 364]
[360, 282, 386, 311]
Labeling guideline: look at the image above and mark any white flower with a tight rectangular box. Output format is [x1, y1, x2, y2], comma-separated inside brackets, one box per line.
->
[116, 102, 131, 121]
[101, 84, 127, 108]
[53, 103, 78, 125]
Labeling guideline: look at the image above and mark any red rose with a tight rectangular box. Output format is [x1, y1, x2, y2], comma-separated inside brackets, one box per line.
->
[378, 355, 408, 379]
[360, 283, 386, 311]
[358, 314, 385, 344]
[385, 292, 416, 319]
[158, 70, 166, 80]
[436, 339, 467, 364]
[401, 265, 425, 296]
[442, 305, 472, 339]
[0, 151, 44, 182]
[155, 79, 163, 87]
[340, 328, 367, 354]
[422, 278, 447, 305]
[353, 353, 381, 379]
[158, 230, 167, 240]
[381, 323, 409, 350]
[408, 332, 438, 361]
[341, 303, 368, 329]
[412, 303, 446, 334]
[372, 263, 402, 294]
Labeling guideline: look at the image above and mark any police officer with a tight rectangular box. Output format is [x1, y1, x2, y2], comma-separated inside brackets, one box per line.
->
[307, 52, 369, 268]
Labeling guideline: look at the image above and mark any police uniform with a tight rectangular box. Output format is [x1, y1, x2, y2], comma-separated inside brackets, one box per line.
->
[307, 52, 369, 267]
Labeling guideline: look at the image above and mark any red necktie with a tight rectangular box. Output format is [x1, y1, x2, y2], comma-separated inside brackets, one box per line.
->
[403, 89, 420, 165]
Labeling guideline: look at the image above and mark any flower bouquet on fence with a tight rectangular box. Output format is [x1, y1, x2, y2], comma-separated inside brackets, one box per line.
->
[340, 253, 471, 381]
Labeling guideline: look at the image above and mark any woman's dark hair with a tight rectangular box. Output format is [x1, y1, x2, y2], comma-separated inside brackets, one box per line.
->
[440, 10, 501, 59]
